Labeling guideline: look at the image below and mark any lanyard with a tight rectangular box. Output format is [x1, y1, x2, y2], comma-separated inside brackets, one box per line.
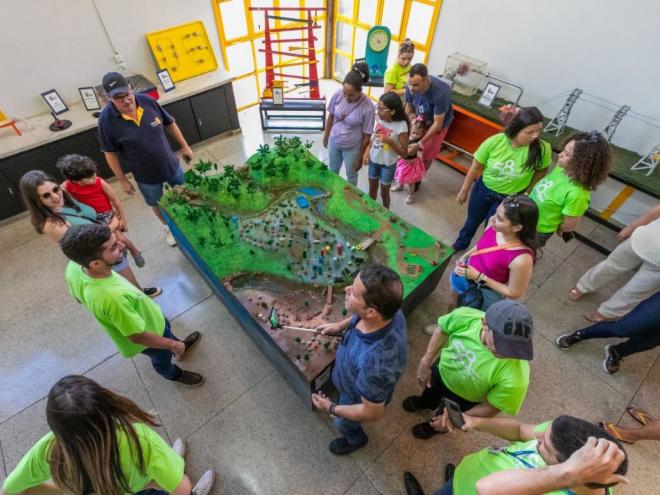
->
[501, 449, 578, 495]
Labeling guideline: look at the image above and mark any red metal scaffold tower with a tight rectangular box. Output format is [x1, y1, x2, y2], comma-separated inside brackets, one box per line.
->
[249, 6, 325, 100]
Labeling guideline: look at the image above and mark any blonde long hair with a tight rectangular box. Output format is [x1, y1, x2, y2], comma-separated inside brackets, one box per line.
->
[47, 375, 159, 495]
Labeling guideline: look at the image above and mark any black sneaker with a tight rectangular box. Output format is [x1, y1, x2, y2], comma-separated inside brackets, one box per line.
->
[174, 370, 205, 387]
[404, 471, 425, 495]
[403, 395, 430, 412]
[178, 331, 201, 360]
[412, 421, 443, 440]
[555, 331, 583, 350]
[143, 287, 163, 298]
[328, 435, 368, 455]
[603, 345, 622, 374]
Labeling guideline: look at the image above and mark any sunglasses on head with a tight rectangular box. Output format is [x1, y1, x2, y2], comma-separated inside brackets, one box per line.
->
[504, 195, 521, 208]
[40, 185, 61, 199]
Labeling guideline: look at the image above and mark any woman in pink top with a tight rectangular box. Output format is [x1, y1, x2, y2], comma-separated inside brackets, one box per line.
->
[451, 194, 539, 310]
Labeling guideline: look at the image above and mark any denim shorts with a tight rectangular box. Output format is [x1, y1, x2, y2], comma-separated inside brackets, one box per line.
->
[368, 160, 397, 185]
[111, 249, 130, 273]
[137, 166, 184, 207]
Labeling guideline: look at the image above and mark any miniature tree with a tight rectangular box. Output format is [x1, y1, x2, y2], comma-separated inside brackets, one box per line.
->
[194, 160, 213, 177]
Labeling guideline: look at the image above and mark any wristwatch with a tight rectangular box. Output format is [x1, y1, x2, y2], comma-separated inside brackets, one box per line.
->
[476, 272, 488, 286]
[329, 402, 337, 416]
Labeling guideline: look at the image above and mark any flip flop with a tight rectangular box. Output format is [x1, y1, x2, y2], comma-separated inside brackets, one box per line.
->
[627, 406, 655, 426]
[568, 288, 583, 301]
[599, 421, 634, 444]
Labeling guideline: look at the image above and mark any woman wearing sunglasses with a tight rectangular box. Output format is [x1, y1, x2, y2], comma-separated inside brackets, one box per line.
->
[19, 170, 160, 296]
[443, 195, 539, 318]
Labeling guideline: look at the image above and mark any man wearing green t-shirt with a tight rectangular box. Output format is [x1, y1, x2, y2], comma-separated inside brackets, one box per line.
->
[403, 300, 533, 440]
[403, 414, 629, 495]
[59, 224, 204, 386]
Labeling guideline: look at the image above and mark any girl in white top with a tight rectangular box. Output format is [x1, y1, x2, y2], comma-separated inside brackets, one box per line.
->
[362, 92, 409, 209]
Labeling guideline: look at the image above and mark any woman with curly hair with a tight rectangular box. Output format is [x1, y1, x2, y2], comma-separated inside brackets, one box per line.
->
[1, 375, 214, 495]
[530, 131, 611, 247]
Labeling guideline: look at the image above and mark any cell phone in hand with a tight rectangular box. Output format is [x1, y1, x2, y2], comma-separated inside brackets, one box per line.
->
[441, 398, 465, 428]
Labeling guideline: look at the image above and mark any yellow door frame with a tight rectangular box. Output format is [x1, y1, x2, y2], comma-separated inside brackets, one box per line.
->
[211, 0, 328, 111]
[331, 0, 444, 80]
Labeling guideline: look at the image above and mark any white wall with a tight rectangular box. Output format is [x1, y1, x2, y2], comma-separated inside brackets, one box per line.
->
[428, 0, 660, 155]
[0, 0, 222, 119]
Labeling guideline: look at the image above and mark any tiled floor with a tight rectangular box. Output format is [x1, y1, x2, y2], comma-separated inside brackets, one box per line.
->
[1, 89, 658, 494]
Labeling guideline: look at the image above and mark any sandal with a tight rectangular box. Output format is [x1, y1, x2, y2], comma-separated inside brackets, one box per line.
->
[391, 183, 403, 192]
[568, 288, 583, 301]
[584, 310, 611, 323]
[599, 421, 634, 444]
[627, 406, 655, 426]
[405, 195, 415, 204]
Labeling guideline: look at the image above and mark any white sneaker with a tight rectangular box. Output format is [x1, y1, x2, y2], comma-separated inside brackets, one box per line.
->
[192, 470, 216, 495]
[164, 226, 177, 247]
[424, 324, 438, 336]
[172, 438, 186, 458]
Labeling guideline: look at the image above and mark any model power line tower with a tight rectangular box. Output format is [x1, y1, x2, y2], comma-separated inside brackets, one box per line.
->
[543, 88, 583, 136]
[631, 144, 660, 176]
[250, 6, 324, 99]
[602, 105, 631, 143]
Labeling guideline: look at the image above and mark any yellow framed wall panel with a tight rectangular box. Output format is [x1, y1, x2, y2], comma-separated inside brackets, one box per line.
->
[146, 21, 218, 82]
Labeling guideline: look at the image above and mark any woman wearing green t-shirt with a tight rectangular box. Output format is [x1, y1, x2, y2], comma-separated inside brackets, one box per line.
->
[383, 39, 415, 96]
[1, 375, 214, 495]
[453, 107, 552, 250]
[530, 131, 611, 247]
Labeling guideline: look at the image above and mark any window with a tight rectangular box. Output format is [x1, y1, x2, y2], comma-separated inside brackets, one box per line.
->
[212, 0, 327, 110]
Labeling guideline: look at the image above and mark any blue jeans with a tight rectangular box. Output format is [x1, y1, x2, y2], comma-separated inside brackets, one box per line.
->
[333, 393, 368, 445]
[328, 140, 362, 186]
[434, 481, 454, 495]
[368, 159, 396, 185]
[137, 165, 185, 206]
[453, 178, 508, 250]
[141, 319, 183, 380]
[577, 292, 660, 358]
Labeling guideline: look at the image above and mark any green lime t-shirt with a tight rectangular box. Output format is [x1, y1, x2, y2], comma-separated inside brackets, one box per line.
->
[530, 166, 591, 233]
[475, 133, 552, 195]
[384, 62, 411, 90]
[438, 307, 530, 415]
[65, 261, 166, 357]
[2, 424, 184, 494]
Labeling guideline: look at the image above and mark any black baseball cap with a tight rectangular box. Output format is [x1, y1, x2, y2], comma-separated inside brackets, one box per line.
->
[102, 72, 130, 97]
[485, 300, 534, 360]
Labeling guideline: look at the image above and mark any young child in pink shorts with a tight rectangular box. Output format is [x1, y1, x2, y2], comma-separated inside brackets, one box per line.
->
[394, 117, 428, 204]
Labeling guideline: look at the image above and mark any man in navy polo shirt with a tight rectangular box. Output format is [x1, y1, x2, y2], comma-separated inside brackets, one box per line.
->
[400, 63, 453, 193]
[312, 264, 407, 455]
[98, 72, 193, 247]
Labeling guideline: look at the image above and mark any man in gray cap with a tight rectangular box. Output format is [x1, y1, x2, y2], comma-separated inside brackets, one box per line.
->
[402, 300, 533, 439]
[97, 72, 193, 246]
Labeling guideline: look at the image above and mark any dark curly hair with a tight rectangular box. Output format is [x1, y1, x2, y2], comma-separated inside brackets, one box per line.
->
[562, 131, 612, 191]
[57, 154, 98, 181]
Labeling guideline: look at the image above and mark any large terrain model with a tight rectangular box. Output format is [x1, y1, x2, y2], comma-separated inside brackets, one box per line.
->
[161, 136, 453, 406]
